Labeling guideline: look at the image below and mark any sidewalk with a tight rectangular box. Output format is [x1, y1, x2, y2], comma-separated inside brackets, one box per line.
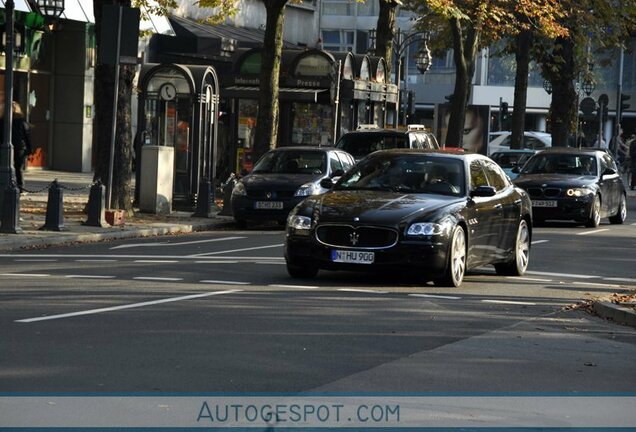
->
[0, 170, 232, 253]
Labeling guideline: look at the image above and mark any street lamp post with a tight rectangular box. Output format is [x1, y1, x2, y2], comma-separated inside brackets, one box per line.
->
[0, 0, 21, 233]
[393, 29, 431, 128]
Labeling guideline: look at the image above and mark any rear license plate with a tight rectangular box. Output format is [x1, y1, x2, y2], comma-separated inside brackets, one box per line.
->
[532, 200, 557, 208]
[255, 201, 283, 210]
[331, 250, 375, 264]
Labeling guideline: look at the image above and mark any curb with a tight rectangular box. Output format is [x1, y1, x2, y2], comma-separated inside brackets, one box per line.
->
[592, 301, 636, 328]
[0, 219, 232, 253]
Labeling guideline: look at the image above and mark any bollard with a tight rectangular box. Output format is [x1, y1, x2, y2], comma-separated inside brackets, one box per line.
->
[0, 180, 22, 234]
[83, 180, 108, 227]
[192, 177, 215, 218]
[217, 174, 236, 217]
[40, 179, 66, 231]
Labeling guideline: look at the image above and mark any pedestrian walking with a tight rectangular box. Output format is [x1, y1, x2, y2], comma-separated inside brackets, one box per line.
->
[0, 101, 32, 191]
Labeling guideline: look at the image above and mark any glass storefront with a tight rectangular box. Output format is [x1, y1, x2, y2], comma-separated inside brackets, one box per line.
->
[291, 103, 333, 146]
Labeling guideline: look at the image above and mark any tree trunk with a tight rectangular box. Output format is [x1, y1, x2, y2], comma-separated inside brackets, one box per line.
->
[548, 37, 577, 147]
[510, 30, 532, 150]
[375, 0, 398, 75]
[253, 0, 287, 163]
[445, 17, 479, 148]
[93, 0, 134, 211]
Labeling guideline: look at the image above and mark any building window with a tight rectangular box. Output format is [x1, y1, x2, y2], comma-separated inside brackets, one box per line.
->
[357, 0, 378, 16]
[322, 0, 353, 16]
[322, 30, 355, 52]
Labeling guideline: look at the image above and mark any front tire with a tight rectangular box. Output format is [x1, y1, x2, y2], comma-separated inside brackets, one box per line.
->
[495, 219, 530, 276]
[436, 225, 466, 287]
[286, 263, 319, 279]
[585, 195, 601, 228]
[609, 194, 627, 224]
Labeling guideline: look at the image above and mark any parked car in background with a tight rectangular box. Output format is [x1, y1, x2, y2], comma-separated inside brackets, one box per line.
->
[285, 149, 532, 287]
[488, 131, 552, 156]
[513, 148, 627, 227]
[490, 149, 536, 179]
[231, 146, 355, 228]
[335, 124, 439, 161]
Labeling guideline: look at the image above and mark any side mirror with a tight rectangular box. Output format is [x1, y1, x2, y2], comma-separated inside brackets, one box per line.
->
[602, 167, 616, 176]
[471, 185, 497, 198]
[320, 178, 334, 189]
[331, 169, 344, 178]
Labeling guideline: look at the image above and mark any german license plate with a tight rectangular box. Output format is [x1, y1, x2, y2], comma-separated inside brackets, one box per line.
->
[255, 201, 283, 210]
[532, 200, 557, 208]
[331, 250, 375, 264]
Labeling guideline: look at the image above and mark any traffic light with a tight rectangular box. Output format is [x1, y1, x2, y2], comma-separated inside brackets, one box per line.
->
[621, 93, 631, 111]
[501, 102, 509, 121]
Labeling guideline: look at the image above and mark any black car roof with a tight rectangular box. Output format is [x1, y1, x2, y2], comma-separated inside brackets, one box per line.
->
[365, 148, 481, 160]
[538, 147, 605, 155]
[270, 146, 338, 152]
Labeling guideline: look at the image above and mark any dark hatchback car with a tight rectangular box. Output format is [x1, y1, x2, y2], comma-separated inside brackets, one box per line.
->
[231, 146, 355, 228]
[285, 150, 533, 287]
[513, 148, 627, 227]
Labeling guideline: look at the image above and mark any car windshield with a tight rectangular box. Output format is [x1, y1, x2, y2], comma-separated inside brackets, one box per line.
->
[491, 152, 533, 168]
[336, 133, 408, 160]
[336, 154, 465, 196]
[521, 153, 597, 176]
[252, 150, 327, 175]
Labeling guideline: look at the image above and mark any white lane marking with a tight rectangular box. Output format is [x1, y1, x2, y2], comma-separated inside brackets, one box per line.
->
[605, 277, 636, 283]
[133, 277, 183, 282]
[110, 236, 245, 250]
[190, 244, 284, 257]
[76, 259, 118, 263]
[577, 228, 610, 236]
[0, 254, 285, 261]
[0, 273, 50, 277]
[134, 260, 179, 264]
[269, 284, 319, 290]
[199, 280, 251, 285]
[631, 223, 636, 226]
[573, 281, 621, 288]
[15, 289, 242, 323]
[14, 259, 58, 262]
[65, 275, 116, 279]
[255, 261, 286, 265]
[482, 300, 536, 305]
[531, 240, 549, 245]
[195, 261, 240, 264]
[526, 271, 596, 279]
[508, 276, 553, 282]
[409, 293, 462, 300]
[338, 288, 388, 294]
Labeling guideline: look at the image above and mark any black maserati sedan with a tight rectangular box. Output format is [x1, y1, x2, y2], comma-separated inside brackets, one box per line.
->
[231, 147, 355, 228]
[513, 148, 627, 227]
[284, 149, 533, 287]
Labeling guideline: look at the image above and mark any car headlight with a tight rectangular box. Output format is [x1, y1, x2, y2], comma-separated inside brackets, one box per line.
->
[566, 187, 593, 197]
[295, 182, 321, 197]
[287, 215, 312, 232]
[407, 220, 452, 237]
[231, 182, 246, 196]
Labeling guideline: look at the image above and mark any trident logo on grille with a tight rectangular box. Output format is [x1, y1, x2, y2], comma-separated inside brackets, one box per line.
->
[350, 232, 360, 246]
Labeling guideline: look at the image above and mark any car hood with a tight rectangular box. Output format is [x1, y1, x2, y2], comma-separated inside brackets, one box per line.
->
[514, 173, 596, 188]
[242, 173, 322, 191]
[308, 190, 464, 225]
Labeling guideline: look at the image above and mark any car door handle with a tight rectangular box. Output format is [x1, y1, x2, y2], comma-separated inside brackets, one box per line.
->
[494, 203, 503, 209]
[514, 199, 522, 204]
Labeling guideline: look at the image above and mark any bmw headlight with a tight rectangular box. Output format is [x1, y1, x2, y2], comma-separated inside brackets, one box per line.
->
[232, 181, 246, 196]
[407, 220, 452, 237]
[287, 215, 312, 233]
[566, 187, 593, 197]
[295, 182, 321, 197]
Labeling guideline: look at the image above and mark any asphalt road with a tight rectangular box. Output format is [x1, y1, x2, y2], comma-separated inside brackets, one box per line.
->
[1, 204, 635, 394]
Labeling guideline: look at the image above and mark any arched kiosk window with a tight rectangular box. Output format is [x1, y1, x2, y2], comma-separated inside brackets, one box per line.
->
[137, 64, 219, 206]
